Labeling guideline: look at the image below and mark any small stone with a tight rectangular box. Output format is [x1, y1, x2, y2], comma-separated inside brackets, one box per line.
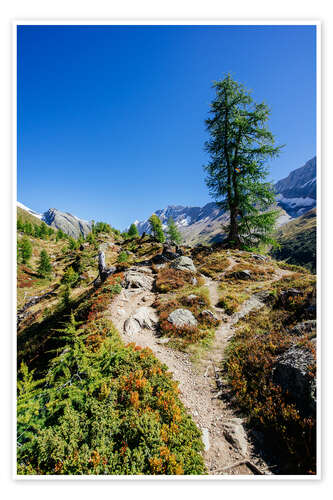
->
[202, 428, 210, 452]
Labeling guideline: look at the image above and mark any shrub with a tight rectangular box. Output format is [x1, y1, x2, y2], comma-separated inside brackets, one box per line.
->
[18, 237, 32, 264]
[61, 266, 79, 288]
[17, 317, 206, 475]
[37, 249, 52, 278]
[223, 275, 316, 474]
[155, 268, 193, 293]
[118, 251, 129, 263]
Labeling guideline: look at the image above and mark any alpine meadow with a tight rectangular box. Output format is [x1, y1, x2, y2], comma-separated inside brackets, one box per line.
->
[17, 25, 317, 477]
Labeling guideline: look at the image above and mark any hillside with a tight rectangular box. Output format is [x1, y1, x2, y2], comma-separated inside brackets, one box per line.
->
[271, 208, 316, 273]
[17, 206, 43, 227]
[17, 226, 316, 475]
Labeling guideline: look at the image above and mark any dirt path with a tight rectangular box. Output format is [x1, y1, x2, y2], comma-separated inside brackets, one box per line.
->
[106, 261, 290, 475]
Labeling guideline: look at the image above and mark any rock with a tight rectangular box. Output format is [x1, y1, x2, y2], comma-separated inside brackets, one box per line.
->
[123, 269, 155, 291]
[123, 306, 158, 335]
[124, 317, 141, 335]
[183, 294, 204, 305]
[251, 254, 268, 261]
[202, 428, 210, 452]
[222, 420, 248, 456]
[192, 277, 198, 286]
[272, 345, 316, 416]
[254, 289, 276, 305]
[157, 338, 170, 345]
[226, 269, 252, 280]
[289, 320, 316, 337]
[161, 244, 179, 261]
[199, 309, 219, 323]
[171, 256, 197, 273]
[167, 309, 198, 328]
[99, 242, 110, 252]
[132, 306, 158, 329]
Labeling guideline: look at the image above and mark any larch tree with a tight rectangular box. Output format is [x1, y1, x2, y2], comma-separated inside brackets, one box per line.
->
[128, 223, 139, 238]
[148, 214, 165, 243]
[166, 217, 182, 245]
[204, 74, 282, 249]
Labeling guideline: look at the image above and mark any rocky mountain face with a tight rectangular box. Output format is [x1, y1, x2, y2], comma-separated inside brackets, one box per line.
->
[274, 157, 316, 217]
[17, 203, 92, 239]
[42, 208, 92, 238]
[134, 157, 316, 245]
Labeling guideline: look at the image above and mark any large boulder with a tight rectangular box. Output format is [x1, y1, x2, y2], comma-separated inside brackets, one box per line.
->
[171, 256, 197, 273]
[222, 418, 248, 456]
[272, 343, 316, 417]
[124, 306, 158, 335]
[123, 269, 155, 291]
[167, 308, 198, 328]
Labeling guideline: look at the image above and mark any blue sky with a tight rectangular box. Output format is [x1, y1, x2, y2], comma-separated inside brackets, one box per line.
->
[17, 25, 316, 229]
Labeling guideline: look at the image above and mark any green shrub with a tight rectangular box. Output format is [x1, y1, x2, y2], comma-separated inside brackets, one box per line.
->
[118, 251, 129, 263]
[17, 317, 206, 475]
[61, 266, 79, 287]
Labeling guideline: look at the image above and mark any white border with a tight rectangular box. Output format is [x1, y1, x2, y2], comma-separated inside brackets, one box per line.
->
[12, 20, 321, 482]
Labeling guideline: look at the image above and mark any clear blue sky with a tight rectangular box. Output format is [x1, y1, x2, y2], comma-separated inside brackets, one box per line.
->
[17, 25, 316, 229]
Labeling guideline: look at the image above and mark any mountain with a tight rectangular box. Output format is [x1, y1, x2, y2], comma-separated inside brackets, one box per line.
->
[274, 157, 316, 217]
[271, 208, 316, 273]
[43, 208, 92, 239]
[17, 203, 92, 239]
[134, 157, 316, 245]
[17, 201, 43, 221]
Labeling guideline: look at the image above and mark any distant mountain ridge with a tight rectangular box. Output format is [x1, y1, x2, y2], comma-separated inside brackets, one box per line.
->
[274, 157, 316, 217]
[17, 203, 92, 239]
[134, 156, 316, 244]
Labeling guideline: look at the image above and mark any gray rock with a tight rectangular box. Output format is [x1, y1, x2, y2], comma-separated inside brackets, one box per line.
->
[123, 269, 155, 291]
[124, 317, 141, 335]
[290, 320, 316, 337]
[43, 208, 92, 239]
[222, 420, 248, 456]
[251, 254, 268, 261]
[199, 309, 219, 323]
[226, 269, 252, 280]
[202, 428, 210, 452]
[171, 256, 197, 273]
[167, 308, 198, 328]
[123, 306, 158, 335]
[272, 345, 316, 416]
[132, 306, 158, 329]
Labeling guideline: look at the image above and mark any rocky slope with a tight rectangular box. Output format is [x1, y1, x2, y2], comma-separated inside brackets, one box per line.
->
[42, 208, 92, 238]
[271, 208, 317, 273]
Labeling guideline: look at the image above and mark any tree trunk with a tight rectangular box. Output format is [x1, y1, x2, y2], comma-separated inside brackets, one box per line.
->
[97, 251, 116, 284]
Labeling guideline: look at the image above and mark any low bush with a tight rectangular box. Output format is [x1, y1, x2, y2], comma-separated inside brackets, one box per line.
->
[155, 267, 194, 293]
[17, 317, 206, 475]
[223, 275, 316, 474]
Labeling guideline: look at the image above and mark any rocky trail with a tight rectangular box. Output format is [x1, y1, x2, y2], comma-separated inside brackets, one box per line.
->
[105, 257, 291, 476]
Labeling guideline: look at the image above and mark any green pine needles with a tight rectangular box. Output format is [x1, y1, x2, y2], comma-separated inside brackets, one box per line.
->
[166, 217, 182, 245]
[204, 74, 283, 249]
[148, 214, 165, 243]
